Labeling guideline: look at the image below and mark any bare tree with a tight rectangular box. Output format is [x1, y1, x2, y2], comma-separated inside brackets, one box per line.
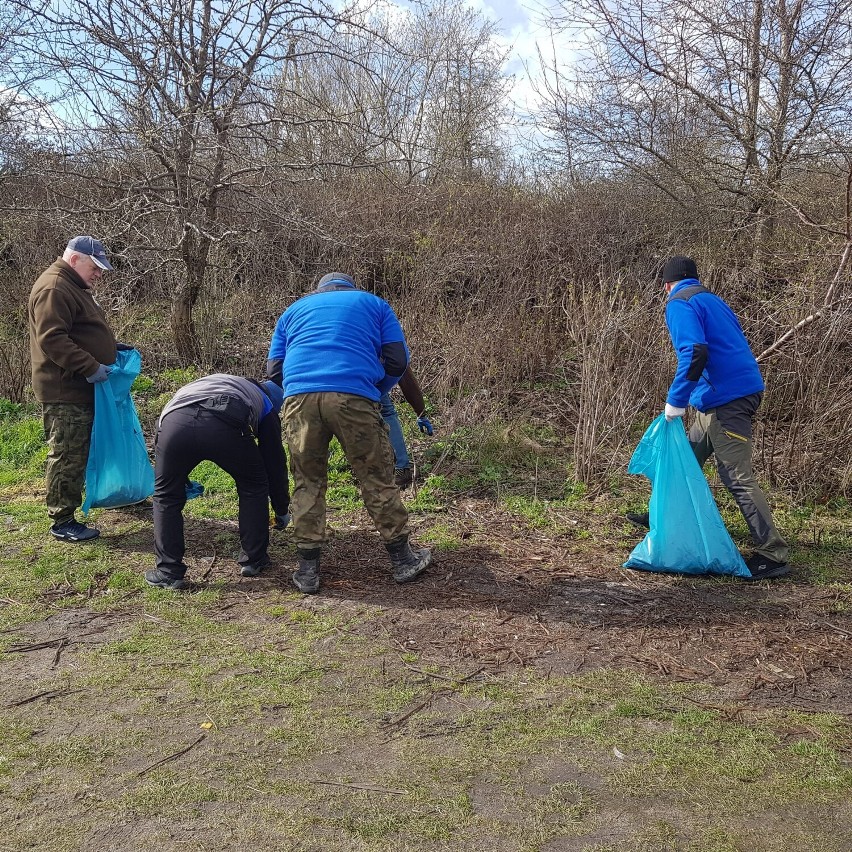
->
[12, 0, 369, 360]
[270, 0, 511, 184]
[536, 0, 852, 270]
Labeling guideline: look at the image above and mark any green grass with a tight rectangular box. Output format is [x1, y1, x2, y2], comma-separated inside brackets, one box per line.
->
[0, 401, 47, 486]
[2, 400, 851, 850]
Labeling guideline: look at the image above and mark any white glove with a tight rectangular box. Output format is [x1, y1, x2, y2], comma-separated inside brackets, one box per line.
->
[665, 403, 686, 421]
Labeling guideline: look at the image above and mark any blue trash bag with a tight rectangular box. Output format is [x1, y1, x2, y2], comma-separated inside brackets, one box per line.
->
[624, 414, 750, 577]
[83, 348, 154, 513]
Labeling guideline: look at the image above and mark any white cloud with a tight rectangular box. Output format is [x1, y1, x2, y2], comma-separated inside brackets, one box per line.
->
[464, 0, 583, 120]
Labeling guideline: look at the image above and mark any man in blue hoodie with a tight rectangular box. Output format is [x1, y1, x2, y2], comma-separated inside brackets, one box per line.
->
[266, 272, 432, 595]
[628, 256, 789, 580]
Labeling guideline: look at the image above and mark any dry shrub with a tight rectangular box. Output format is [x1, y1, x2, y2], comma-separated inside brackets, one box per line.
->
[554, 281, 668, 490]
[758, 301, 852, 500]
[1, 168, 849, 499]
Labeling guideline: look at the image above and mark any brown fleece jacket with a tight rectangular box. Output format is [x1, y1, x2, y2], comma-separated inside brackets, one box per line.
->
[28, 259, 117, 403]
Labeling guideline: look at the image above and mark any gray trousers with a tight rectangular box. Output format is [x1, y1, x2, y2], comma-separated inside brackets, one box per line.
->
[689, 393, 789, 563]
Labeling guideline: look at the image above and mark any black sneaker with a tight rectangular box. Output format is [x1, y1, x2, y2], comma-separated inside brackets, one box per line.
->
[625, 511, 650, 529]
[144, 569, 189, 591]
[744, 554, 790, 580]
[50, 519, 100, 542]
[394, 467, 413, 488]
[240, 557, 270, 578]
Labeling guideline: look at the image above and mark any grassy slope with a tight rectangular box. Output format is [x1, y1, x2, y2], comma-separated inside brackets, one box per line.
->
[1, 405, 851, 852]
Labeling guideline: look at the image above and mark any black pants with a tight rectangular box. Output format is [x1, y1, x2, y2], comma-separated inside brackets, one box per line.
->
[153, 406, 270, 578]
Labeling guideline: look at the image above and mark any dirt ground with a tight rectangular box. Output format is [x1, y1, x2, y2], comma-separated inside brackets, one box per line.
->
[316, 502, 852, 717]
[2, 497, 851, 851]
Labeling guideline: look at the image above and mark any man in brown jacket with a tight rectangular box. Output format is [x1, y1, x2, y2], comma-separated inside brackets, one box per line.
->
[28, 236, 119, 541]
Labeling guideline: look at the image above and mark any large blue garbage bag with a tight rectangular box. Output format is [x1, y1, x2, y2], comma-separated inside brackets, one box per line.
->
[83, 348, 154, 513]
[624, 414, 750, 577]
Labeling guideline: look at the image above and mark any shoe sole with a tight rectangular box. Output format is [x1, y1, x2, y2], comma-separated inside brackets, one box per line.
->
[745, 565, 790, 581]
[51, 532, 100, 542]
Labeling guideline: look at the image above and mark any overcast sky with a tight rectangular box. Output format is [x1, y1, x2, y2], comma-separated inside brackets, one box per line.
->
[471, 0, 553, 117]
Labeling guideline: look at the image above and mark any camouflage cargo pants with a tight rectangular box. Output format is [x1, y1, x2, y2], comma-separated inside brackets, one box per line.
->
[42, 402, 94, 524]
[689, 393, 789, 563]
[283, 392, 409, 550]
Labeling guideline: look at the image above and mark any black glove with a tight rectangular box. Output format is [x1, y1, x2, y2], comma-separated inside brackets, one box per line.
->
[116, 342, 135, 351]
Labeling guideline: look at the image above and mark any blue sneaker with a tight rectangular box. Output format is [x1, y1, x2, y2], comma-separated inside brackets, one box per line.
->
[50, 520, 100, 542]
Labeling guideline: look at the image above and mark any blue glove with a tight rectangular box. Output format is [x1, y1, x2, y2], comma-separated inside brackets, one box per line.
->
[273, 512, 291, 530]
[417, 415, 433, 436]
[86, 364, 113, 383]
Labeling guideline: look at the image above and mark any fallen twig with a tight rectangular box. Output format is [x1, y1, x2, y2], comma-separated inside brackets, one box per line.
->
[384, 693, 435, 727]
[51, 638, 67, 667]
[822, 621, 852, 638]
[137, 734, 207, 777]
[403, 664, 457, 682]
[383, 666, 485, 728]
[8, 687, 82, 707]
[200, 552, 218, 581]
[5, 636, 70, 654]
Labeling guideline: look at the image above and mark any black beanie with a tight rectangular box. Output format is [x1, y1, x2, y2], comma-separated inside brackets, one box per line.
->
[660, 255, 698, 284]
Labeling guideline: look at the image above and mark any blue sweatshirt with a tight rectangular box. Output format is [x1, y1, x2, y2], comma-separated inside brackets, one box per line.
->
[268, 287, 408, 401]
[665, 279, 764, 411]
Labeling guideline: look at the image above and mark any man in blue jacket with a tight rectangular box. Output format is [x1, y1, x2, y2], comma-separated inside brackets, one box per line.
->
[382, 367, 434, 489]
[629, 256, 789, 580]
[267, 272, 432, 594]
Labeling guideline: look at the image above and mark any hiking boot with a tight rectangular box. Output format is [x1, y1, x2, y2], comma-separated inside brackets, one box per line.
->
[386, 536, 432, 583]
[144, 569, 189, 591]
[625, 511, 650, 529]
[394, 467, 413, 488]
[292, 550, 321, 594]
[744, 553, 790, 580]
[240, 556, 270, 578]
[50, 519, 100, 542]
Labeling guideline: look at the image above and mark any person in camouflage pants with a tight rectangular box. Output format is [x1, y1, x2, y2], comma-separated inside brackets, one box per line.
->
[285, 392, 409, 548]
[42, 403, 95, 526]
[28, 236, 120, 542]
[267, 272, 432, 594]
